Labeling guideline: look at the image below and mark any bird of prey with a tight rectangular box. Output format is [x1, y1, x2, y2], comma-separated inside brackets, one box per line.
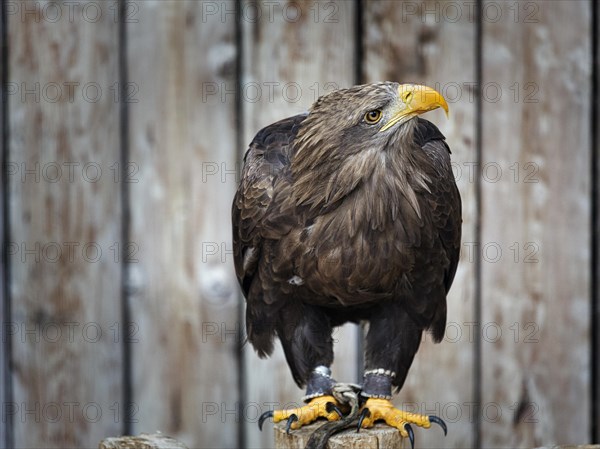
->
[232, 82, 461, 446]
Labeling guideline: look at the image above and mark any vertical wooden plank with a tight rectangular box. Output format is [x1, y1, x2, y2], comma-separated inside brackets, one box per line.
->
[0, 0, 8, 446]
[363, 1, 476, 447]
[596, 0, 600, 440]
[7, 1, 122, 447]
[240, 1, 356, 447]
[481, 1, 590, 446]
[127, 2, 240, 448]
[594, 0, 600, 441]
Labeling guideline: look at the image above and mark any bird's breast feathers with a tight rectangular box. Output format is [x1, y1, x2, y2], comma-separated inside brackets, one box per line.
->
[266, 164, 445, 306]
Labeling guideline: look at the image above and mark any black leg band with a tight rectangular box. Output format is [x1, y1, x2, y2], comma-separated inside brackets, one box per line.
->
[303, 366, 336, 402]
[361, 369, 396, 400]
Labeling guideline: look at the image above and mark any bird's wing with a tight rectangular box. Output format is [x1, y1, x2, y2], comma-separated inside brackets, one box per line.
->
[232, 113, 307, 296]
[410, 119, 462, 341]
[414, 118, 462, 292]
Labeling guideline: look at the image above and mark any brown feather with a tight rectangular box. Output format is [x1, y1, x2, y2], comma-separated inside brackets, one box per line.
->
[232, 82, 461, 387]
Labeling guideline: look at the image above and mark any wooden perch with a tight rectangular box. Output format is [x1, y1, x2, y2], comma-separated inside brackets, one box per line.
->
[274, 421, 403, 448]
[99, 432, 188, 449]
[534, 446, 600, 449]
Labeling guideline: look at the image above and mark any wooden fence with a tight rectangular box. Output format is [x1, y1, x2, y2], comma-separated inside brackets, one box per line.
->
[0, 1, 598, 448]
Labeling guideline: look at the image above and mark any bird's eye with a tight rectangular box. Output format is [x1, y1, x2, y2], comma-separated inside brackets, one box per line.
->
[364, 109, 383, 124]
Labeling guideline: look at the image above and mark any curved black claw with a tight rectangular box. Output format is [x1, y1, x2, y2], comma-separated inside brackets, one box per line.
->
[429, 415, 448, 436]
[404, 423, 415, 449]
[356, 408, 371, 433]
[258, 410, 273, 431]
[286, 414, 299, 434]
[325, 402, 344, 420]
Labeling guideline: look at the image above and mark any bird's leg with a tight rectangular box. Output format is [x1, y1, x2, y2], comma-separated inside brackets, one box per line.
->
[258, 366, 348, 432]
[357, 308, 447, 448]
[357, 369, 447, 448]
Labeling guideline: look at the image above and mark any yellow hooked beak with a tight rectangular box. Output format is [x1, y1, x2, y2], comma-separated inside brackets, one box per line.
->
[379, 84, 449, 132]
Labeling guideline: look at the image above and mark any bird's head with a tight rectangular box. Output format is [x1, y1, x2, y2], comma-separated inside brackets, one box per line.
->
[294, 82, 448, 161]
[292, 82, 448, 209]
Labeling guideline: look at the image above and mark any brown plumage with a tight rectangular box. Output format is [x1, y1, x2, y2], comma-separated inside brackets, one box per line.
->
[232, 82, 461, 399]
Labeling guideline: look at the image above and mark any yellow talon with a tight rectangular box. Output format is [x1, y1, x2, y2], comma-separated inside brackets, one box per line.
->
[271, 395, 344, 430]
[359, 398, 432, 436]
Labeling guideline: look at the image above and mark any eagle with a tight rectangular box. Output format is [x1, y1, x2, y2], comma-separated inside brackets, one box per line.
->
[232, 82, 461, 446]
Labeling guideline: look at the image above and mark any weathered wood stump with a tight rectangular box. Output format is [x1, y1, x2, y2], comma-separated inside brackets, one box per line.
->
[534, 446, 600, 449]
[99, 432, 188, 449]
[274, 421, 403, 448]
